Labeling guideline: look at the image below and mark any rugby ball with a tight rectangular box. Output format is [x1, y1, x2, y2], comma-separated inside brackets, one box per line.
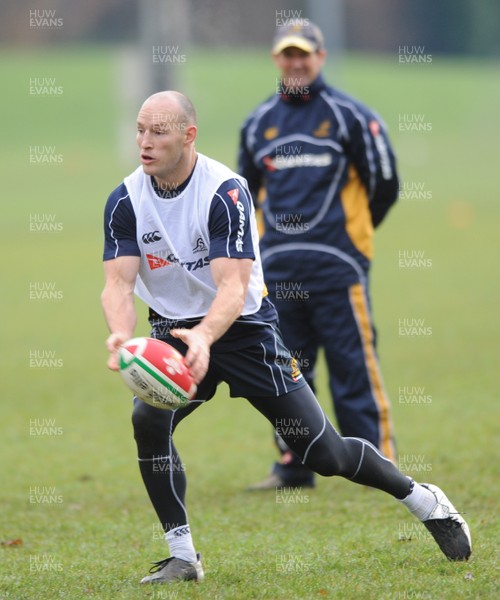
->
[118, 337, 196, 410]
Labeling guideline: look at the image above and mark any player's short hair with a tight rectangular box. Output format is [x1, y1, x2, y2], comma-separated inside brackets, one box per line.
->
[172, 92, 197, 126]
[143, 91, 197, 126]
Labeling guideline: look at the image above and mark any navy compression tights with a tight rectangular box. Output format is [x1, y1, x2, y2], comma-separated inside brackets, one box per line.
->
[132, 385, 411, 532]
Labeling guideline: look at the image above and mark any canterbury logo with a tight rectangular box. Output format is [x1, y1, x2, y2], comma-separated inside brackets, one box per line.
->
[142, 231, 162, 244]
[173, 526, 190, 537]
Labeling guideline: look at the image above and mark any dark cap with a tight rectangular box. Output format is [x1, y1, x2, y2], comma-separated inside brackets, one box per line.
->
[272, 22, 324, 55]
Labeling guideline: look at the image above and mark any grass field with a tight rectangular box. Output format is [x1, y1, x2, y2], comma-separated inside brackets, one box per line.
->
[1, 46, 499, 599]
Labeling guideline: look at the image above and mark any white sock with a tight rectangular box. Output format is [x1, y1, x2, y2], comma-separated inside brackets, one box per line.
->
[165, 524, 197, 563]
[399, 479, 437, 521]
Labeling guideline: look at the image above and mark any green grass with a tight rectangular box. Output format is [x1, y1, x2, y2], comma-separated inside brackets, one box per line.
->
[1, 46, 499, 599]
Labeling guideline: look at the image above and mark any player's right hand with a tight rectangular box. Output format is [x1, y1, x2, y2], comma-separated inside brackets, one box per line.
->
[170, 327, 210, 385]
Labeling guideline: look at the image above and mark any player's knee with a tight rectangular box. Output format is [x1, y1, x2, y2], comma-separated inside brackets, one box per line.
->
[132, 400, 170, 450]
[304, 449, 344, 477]
[303, 430, 354, 477]
[302, 424, 353, 476]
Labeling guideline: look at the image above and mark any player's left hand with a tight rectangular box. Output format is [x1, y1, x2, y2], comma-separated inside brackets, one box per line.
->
[170, 328, 210, 384]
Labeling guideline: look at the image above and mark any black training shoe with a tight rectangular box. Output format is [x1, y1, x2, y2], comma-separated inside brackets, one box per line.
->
[421, 484, 472, 561]
[140, 553, 204, 584]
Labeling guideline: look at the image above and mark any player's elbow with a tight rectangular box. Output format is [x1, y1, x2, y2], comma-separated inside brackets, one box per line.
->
[219, 278, 247, 317]
[233, 287, 246, 317]
[100, 281, 132, 313]
[100, 286, 110, 310]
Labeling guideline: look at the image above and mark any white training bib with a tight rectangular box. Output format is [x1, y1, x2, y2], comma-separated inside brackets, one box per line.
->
[124, 153, 265, 319]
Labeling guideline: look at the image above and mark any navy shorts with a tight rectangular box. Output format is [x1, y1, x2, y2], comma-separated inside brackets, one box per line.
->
[153, 325, 307, 400]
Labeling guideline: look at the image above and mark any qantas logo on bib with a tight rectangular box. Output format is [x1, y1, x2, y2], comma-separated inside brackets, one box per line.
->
[146, 251, 209, 272]
[146, 254, 169, 270]
[227, 188, 239, 204]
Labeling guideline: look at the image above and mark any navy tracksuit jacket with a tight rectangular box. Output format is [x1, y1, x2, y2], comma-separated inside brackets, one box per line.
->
[238, 74, 399, 460]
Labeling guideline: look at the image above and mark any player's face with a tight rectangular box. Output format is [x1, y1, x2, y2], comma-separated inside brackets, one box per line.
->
[136, 101, 195, 185]
[273, 46, 326, 89]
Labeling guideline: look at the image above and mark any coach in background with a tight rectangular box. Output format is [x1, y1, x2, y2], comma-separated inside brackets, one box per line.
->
[239, 22, 400, 489]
